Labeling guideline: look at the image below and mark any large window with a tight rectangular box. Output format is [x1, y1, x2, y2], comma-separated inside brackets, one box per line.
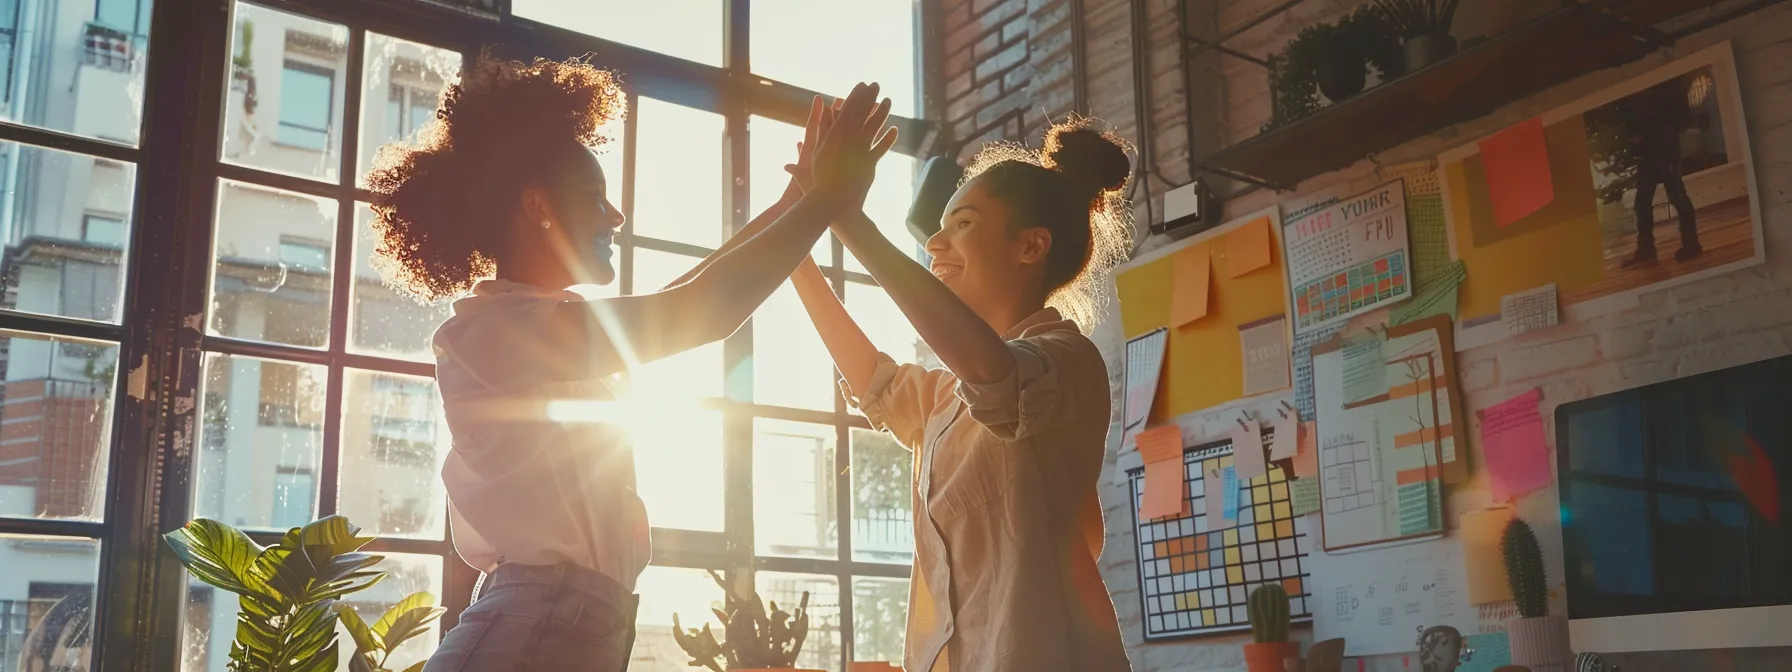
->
[0, 0, 930, 670]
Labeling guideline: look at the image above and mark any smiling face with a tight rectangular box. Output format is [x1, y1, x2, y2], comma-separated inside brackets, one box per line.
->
[525, 146, 625, 286]
[925, 174, 1052, 327]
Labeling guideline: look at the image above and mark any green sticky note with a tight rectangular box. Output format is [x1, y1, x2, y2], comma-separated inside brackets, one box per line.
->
[1291, 477, 1321, 516]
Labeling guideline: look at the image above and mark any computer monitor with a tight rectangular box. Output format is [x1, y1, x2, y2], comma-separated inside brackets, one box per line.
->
[1555, 353, 1792, 653]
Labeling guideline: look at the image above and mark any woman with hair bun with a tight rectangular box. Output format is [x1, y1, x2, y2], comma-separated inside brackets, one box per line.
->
[786, 117, 1135, 671]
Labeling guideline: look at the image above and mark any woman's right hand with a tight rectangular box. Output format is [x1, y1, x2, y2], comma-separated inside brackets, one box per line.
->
[810, 82, 899, 215]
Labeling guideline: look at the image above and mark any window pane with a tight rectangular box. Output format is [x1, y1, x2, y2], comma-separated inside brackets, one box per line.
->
[850, 428, 913, 564]
[194, 354, 326, 530]
[752, 0, 919, 117]
[0, 333, 116, 523]
[0, 535, 100, 671]
[629, 566, 725, 671]
[851, 576, 910, 665]
[210, 180, 337, 348]
[751, 281, 834, 411]
[358, 33, 462, 179]
[844, 153, 921, 274]
[512, 0, 721, 67]
[182, 552, 443, 672]
[633, 406, 723, 532]
[223, 3, 348, 181]
[348, 204, 452, 360]
[0, 0, 151, 144]
[633, 97, 724, 248]
[756, 571, 841, 671]
[754, 419, 836, 559]
[845, 285, 928, 367]
[339, 370, 449, 540]
[0, 143, 135, 323]
[631, 248, 722, 399]
[748, 116, 833, 265]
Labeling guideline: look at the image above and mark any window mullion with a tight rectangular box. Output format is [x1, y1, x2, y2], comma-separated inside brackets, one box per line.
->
[316, 27, 365, 518]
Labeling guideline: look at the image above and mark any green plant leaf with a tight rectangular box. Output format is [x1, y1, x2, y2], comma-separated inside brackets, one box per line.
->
[301, 515, 377, 557]
[372, 592, 436, 639]
[381, 606, 445, 653]
[400, 661, 428, 672]
[163, 519, 271, 599]
[349, 653, 380, 672]
[338, 604, 384, 656]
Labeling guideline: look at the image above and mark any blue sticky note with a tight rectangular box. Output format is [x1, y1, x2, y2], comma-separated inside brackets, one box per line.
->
[1221, 466, 1240, 520]
[1459, 632, 1512, 672]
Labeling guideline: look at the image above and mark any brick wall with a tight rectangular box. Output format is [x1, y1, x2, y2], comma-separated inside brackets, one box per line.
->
[936, 0, 1792, 669]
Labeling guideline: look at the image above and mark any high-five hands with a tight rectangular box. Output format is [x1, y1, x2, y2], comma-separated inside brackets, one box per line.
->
[804, 83, 899, 215]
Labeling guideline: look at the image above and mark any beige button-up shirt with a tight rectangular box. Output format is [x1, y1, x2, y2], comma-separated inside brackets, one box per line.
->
[846, 308, 1131, 672]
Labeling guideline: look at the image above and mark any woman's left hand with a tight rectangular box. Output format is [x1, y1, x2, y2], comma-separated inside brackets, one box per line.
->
[782, 96, 831, 199]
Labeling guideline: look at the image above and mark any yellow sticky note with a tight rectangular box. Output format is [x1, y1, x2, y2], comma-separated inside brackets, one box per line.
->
[1462, 508, 1516, 604]
[1171, 243, 1211, 327]
[1224, 216, 1273, 278]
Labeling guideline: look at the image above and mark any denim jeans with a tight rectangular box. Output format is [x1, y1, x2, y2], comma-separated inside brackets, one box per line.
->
[422, 563, 639, 672]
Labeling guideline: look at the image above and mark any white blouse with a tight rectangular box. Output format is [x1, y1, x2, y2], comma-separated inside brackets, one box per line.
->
[433, 280, 650, 589]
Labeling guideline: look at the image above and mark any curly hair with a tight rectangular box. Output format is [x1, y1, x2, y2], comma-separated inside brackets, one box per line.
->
[961, 115, 1135, 331]
[363, 52, 625, 302]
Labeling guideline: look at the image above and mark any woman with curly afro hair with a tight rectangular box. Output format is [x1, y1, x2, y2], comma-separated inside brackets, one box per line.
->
[785, 117, 1135, 671]
[366, 52, 897, 672]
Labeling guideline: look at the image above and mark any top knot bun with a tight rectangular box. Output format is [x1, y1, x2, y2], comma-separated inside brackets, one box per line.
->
[1042, 123, 1131, 199]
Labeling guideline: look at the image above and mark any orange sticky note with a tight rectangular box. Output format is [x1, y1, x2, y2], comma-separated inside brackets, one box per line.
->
[1170, 243, 1210, 327]
[1461, 508, 1517, 604]
[1291, 421, 1318, 478]
[1223, 216, 1273, 278]
[1137, 425, 1189, 519]
[1478, 116, 1555, 227]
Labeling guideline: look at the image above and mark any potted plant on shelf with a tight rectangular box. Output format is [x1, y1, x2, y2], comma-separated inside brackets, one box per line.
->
[1502, 518, 1571, 672]
[1244, 584, 1298, 672]
[1373, 0, 1462, 72]
[163, 515, 443, 672]
[1262, 5, 1403, 131]
[673, 569, 819, 672]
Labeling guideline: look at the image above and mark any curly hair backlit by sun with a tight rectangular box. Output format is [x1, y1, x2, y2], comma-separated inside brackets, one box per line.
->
[362, 52, 624, 303]
[961, 115, 1135, 331]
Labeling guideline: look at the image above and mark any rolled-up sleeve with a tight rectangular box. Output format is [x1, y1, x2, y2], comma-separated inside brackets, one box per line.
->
[956, 332, 1097, 441]
[840, 354, 948, 450]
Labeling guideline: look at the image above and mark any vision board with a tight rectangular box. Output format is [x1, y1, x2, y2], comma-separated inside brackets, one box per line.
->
[1115, 207, 1290, 423]
[1127, 434, 1317, 641]
[1437, 41, 1764, 350]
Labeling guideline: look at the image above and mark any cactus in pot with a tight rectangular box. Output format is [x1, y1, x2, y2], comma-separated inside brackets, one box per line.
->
[1502, 518, 1570, 671]
[1244, 584, 1298, 672]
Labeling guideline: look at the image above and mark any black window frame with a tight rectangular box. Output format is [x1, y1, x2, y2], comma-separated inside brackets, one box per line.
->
[0, 0, 946, 670]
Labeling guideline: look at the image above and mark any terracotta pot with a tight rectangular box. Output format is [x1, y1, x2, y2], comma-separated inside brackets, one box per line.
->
[849, 664, 902, 672]
[1506, 615, 1571, 672]
[1244, 641, 1299, 672]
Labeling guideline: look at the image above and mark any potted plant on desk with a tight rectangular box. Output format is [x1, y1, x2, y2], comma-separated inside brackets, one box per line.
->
[1502, 518, 1571, 672]
[673, 569, 820, 672]
[1245, 584, 1299, 672]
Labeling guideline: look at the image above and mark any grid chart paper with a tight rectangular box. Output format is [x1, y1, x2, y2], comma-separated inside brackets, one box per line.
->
[1294, 251, 1408, 330]
[1127, 435, 1317, 641]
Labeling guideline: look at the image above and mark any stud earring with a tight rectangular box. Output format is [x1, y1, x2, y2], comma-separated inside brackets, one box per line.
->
[540, 220, 551, 230]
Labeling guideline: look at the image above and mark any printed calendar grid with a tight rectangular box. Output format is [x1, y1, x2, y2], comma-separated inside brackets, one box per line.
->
[1128, 439, 1317, 641]
[1295, 251, 1408, 330]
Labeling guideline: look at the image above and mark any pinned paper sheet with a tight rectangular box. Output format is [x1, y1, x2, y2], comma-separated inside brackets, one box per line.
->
[1479, 116, 1555, 228]
[1137, 425, 1189, 519]
[1223, 216, 1273, 278]
[1292, 421, 1318, 478]
[1501, 283, 1559, 337]
[1171, 243, 1211, 327]
[1230, 419, 1268, 480]
[1204, 465, 1236, 529]
[1270, 411, 1300, 461]
[1461, 508, 1516, 604]
[1240, 315, 1290, 397]
[1479, 388, 1553, 502]
[1340, 332, 1387, 404]
[1290, 476, 1321, 516]
[1390, 260, 1466, 327]
[1122, 329, 1168, 446]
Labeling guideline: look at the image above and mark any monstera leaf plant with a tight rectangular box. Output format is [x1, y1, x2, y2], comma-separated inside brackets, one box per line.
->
[163, 515, 439, 672]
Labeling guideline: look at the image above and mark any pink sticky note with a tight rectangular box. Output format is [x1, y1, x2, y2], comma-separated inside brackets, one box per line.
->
[1137, 426, 1189, 520]
[1478, 388, 1553, 501]
[1270, 412, 1300, 461]
[1479, 117, 1556, 227]
[1292, 421, 1318, 478]
[1231, 421, 1268, 480]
